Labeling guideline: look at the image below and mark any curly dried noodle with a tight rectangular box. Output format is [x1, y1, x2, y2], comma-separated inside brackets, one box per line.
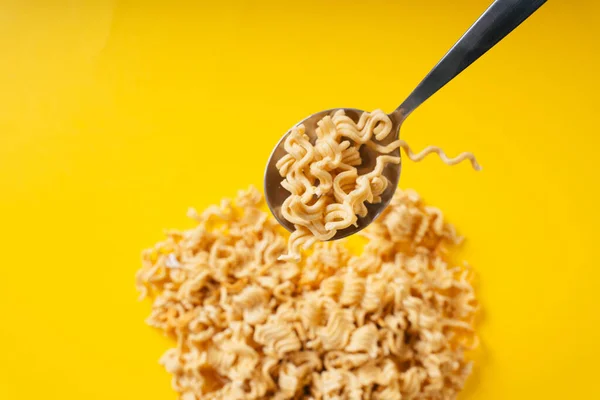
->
[137, 187, 478, 400]
[277, 109, 480, 261]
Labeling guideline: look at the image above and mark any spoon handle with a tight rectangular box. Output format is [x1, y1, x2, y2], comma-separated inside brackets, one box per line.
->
[395, 0, 546, 118]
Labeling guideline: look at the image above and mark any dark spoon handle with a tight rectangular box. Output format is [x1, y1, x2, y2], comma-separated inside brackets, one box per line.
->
[396, 0, 547, 118]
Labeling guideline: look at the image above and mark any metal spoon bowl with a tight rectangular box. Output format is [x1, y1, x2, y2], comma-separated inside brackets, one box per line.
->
[264, 108, 404, 240]
[264, 0, 546, 240]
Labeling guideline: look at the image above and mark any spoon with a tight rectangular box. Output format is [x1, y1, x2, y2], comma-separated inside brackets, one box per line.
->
[265, 0, 546, 240]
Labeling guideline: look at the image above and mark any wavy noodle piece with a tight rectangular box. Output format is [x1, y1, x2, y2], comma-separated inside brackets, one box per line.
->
[137, 187, 478, 400]
[319, 307, 355, 351]
[277, 109, 480, 260]
[393, 139, 482, 170]
[339, 270, 366, 306]
[345, 323, 379, 358]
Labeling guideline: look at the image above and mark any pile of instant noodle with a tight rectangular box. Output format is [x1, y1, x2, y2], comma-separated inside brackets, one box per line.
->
[136, 187, 477, 400]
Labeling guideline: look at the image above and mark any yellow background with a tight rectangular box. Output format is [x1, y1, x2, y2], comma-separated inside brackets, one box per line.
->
[1, 0, 599, 399]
